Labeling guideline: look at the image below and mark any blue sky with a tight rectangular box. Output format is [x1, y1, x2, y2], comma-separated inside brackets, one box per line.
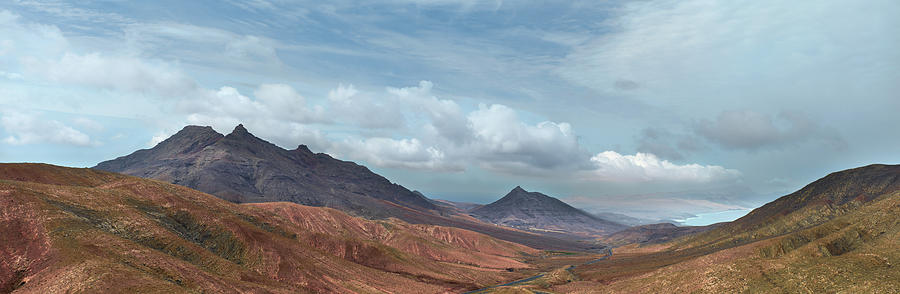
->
[1, 0, 898, 222]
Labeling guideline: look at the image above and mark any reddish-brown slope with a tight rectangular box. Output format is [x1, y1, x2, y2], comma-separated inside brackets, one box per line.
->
[250, 202, 537, 270]
[0, 163, 533, 293]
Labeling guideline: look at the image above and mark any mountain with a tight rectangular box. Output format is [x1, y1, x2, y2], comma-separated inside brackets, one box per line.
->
[95, 125, 436, 219]
[675, 163, 900, 250]
[471, 186, 627, 237]
[510, 164, 900, 293]
[94, 125, 596, 251]
[0, 163, 537, 293]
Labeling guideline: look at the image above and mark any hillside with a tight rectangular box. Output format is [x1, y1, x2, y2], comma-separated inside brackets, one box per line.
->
[0, 163, 539, 293]
[471, 186, 627, 237]
[568, 180, 900, 293]
[475, 164, 900, 293]
[598, 223, 718, 247]
[674, 164, 900, 250]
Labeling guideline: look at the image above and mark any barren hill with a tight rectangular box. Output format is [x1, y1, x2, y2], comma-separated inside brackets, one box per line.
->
[0, 163, 538, 293]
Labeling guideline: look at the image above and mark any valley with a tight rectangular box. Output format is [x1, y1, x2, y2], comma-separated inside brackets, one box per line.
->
[2, 126, 898, 293]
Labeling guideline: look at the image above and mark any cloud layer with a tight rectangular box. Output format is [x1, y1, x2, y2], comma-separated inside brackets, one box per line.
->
[1, 111, 96, 146]
[586, 151, 740, 183]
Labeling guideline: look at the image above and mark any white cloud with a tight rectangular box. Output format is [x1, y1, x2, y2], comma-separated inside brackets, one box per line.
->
[566, 193, 750, 221]
[585, 151, 740, 183]
[557, 0, 900, 110]
[0, 71, 23, 80]
[147, 131, 169, 147]
[0, 10, 68, 57]
[123, 22, 283, 70]
[467, 104, 585, 171]
[1, 111, 96, 146]
[388, 81, 470, 144]
[23, 52, 198, 96]
[635, 127, 703, 160]
[694, 110, 846, 151]
[73, 117, 104, 132]
[178, 84, 327, 126]
[328, 84, 405, 128]
[0, 9, 744, 186]
[335, 137, 461, 171]
[255, 83, 325, 123]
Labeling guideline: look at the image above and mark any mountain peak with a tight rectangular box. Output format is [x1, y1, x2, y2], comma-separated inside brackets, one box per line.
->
[224, 124, 265, 143]
[156, 125, 222, 153]
[295, 144, 312, 154]
[231, 124, 249, 135]
[511, 186, 526, 193]
[177, 125, 218, 135]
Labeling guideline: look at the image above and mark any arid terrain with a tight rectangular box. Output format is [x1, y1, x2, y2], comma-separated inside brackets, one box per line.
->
[464, 164, 900, 293]
[4, 150, 899, 294]
[0, 163, 543, 293]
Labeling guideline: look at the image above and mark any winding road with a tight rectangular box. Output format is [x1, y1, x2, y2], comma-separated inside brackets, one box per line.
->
[463, 248, 613, 293]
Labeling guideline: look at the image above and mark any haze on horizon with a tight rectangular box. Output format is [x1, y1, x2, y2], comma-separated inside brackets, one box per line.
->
[0, 0, 897, 223]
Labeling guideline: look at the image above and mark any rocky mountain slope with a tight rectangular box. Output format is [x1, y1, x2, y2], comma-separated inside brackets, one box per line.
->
[0, 163, 538, 293]
[95, 125, 436, 219]
[471, 186, 627, 237]
[674, 163, 900, 250]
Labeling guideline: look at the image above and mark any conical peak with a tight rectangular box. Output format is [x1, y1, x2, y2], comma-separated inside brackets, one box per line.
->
[295, 144, 312, 154]
[511, 186, 526, 193]
[225, 124, 260, 141]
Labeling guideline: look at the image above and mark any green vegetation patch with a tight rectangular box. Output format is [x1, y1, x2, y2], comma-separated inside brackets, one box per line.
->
[126, 198, 247, 265]
[46, 197, 247, 269]
[237, 212, 297, 240]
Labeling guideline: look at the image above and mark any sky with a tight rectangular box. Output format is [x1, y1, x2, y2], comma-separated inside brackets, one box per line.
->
[1, 0, 898, 223]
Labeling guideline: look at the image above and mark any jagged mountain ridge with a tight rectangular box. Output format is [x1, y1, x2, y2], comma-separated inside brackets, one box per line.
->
[95, 124, 436, 219]
[471, 186, 627, 236]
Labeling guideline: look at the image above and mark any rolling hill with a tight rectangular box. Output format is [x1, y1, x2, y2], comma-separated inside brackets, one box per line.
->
[0, 163, 540, 293]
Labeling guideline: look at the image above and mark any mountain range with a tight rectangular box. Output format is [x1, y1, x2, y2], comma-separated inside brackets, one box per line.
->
[3, 122, 899, 293]
[94, 125, 598, 251]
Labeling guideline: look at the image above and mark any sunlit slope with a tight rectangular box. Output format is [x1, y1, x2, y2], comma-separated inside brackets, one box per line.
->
[567, 189, 900, 293]
[675, 164, 899, 250]
[556, 164, 900, 293]
[0, 163, 536, 293]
